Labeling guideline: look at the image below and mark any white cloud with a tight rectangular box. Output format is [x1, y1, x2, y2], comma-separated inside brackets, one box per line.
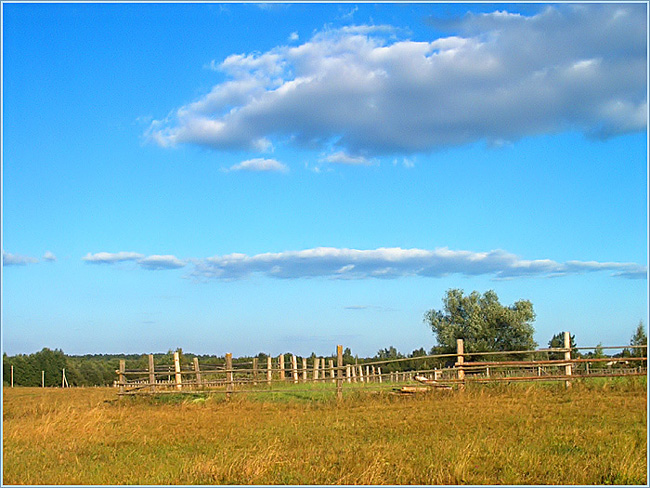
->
[226, 158, 288, 173]
[2, 252, 39, 266]
[43, 251, 57, 262]
[80, 247, 646, 281]
[189, 247, 647, 281]
[138, 255, 187, 270]
[83, 252, 144, 264]
[147, 4, 646, 158]
[82, 252, 186, 270]
[320, 151, 376, 166]
[289, 32, 299, 42]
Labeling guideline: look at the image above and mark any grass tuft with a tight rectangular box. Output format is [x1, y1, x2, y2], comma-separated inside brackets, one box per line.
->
[3, 378, 647, 485]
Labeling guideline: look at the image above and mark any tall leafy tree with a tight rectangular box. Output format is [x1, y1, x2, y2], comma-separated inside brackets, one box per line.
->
[424, 289, 537, 357]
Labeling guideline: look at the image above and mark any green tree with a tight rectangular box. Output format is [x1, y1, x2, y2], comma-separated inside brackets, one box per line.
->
[548, 332, 578, 360]
[424, 289, 537, 358]
[630, 320, 647, 366]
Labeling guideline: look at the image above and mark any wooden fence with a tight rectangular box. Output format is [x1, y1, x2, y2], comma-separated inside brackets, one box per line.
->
[115, 333, 647, 397]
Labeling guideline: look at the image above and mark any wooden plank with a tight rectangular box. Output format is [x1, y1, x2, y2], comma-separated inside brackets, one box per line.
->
[193, 357, 202, 387]
[313, 357, 320, 380]
[302, 357, 308, 382]
[292, 355, 298, 384]
[118, 361, 125, 394]
[149, 355, 156, 392]
[252, 358, 258, 386]
[279, 354, 285, 381]
[336, 345, 343, 401]
[267, 356, 272, 385]
[226, 353, 233, 397]
[457, 339, 465, 387]
[329, 359, 335, 383]
[173, 352, 182, 390]
[564, 331, 572, 388]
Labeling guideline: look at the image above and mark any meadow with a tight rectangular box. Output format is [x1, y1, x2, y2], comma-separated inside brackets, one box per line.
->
[2, 379, 647, 485]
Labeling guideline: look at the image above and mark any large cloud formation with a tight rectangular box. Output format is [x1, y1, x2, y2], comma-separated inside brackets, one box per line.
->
[82, 247, 646, 281]
[146, 4, 646, 158]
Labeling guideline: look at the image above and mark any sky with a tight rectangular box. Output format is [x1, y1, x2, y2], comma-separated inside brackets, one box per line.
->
[2, 2, 648, 358]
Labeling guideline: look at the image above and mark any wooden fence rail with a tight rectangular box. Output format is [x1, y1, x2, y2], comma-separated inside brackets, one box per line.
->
[115, 335, 647, 396]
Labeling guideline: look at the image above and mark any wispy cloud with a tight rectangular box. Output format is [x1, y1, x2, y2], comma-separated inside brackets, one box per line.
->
[320, 151, 377, 166]
[138, 255, 187, 270]
[83, 252, 186, 270]
[226, 158, 288, 173]
[43, 251, 57, 262]
[80, 247, 646, 281]
[83, 252, 144, 264]
[3, 252, 39, 266]
[189, 247, 646, 281]
[146, 4, 646, 158]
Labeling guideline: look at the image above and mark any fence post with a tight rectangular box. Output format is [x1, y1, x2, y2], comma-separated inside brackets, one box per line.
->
[11, 365, 14, 388]
[346, 365, 351, 383]
[457, 339, 465, 389]
[358, 364, 364, 383]
[226, 353, 233, 398]
[564, 331, 572, 388]
[302, 357, 308, 382]
[313, 357, 320, 381]
[148, 354, 156, 392]
[267, 356, 272, 385]
[252, 358, 258, 386]
[279, 354, 285, 381]
[118, 361, 125, 394]
[365, 365, 370, 382]
[193, 357, 202, 387]
[337, 345, 343, 401]
[351, 365, 357, 383]
[329, 359, 335, 383]
[292, 355, 298, 384]
[377, 366, 382, 383]
[173, 352, 182, 390]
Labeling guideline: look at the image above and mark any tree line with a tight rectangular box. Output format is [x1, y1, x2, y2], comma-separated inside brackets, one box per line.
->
[3, 289, 646, 387]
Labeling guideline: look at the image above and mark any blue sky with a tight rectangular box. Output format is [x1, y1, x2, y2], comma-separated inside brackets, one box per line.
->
[2, 2, 648, 357]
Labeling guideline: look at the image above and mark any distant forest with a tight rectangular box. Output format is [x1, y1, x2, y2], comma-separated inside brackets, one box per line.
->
[2, 338, 643, 388]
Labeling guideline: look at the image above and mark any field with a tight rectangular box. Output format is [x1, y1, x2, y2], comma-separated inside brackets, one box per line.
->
[2, 379, 647, 485]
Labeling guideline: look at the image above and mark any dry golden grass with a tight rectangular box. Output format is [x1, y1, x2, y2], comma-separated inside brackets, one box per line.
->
[3, 379, 647, 485]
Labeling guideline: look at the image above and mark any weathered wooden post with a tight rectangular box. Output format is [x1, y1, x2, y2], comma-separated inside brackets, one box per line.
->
[302, 357, 308, 382]
[226, 353, 234, 397]
[267, 356, 272, 385]
[457, 339, 465, 389]
[351, 365, 357, 383]
[365, 365, 370, 382]
[118, 361, 125, 394]
[252, 357, 258, 386]
[346, 365, 351, 383]
[193, 357, 202, 388]
[564, 331, 572, 388]
[358, 364, 364, 383]
[10, 365, 14, 388]
[173, 352, 182, 390]
[336, 345, 343, 401]
[279, 354, 285, 381]
[329, 359, 335, 383]
[313, 357, 320, 381]
[377, 366, 382, 383]
[148, 354, 156, 392]
[292, 355, 298, 384]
